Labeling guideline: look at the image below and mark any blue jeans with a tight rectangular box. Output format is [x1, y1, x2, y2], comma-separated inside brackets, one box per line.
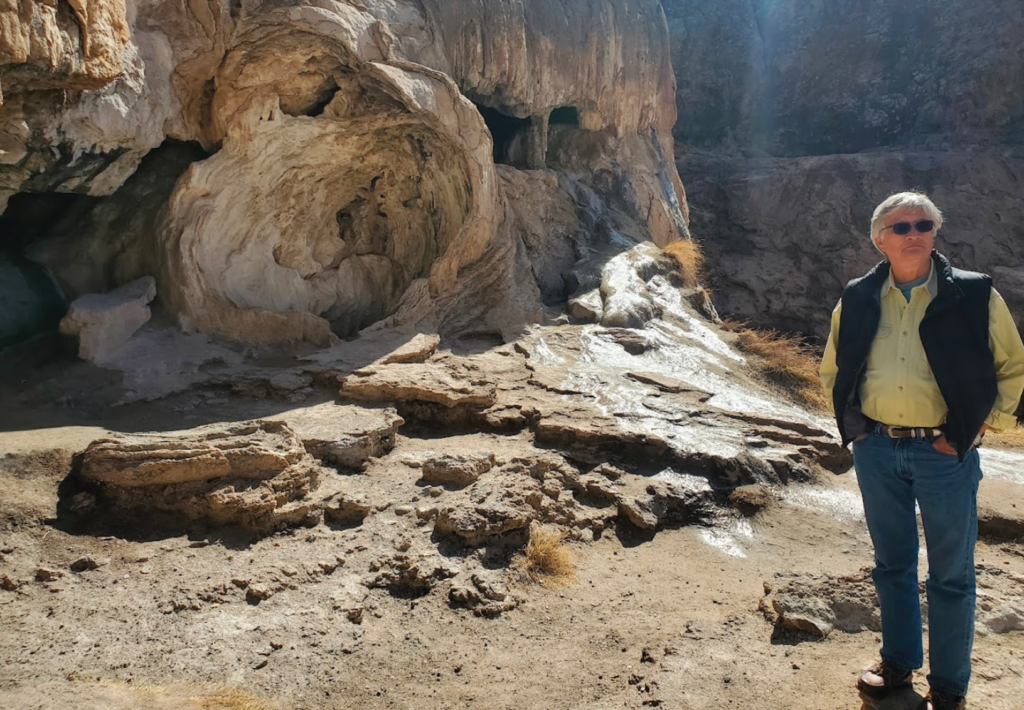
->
[852, 428, 982, 697]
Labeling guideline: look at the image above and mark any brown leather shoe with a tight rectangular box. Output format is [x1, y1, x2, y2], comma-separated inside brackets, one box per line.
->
[856, 659, 913, 697]
[923, 688, 966, 710]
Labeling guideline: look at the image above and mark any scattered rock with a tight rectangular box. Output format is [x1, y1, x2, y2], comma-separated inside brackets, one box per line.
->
[975, 565, 1024, 635]
[34, 568, 63, 583]
[278, 403, 404, 470]
[330, 576, 369, 624]
[767, 565, 1024, 640]
[0, 574, 20, 591]
[246, 584, 273, 605]
[69, 556, 104, 573]
[378, 333, 441, 365]
[416, 451, 496, 487]
[617, 471, 716, 532]
[568, 289, 603, 323]
[366, 549, 458, 596]
[768, 569, 880, 639]
[599, 328, 657, 355]
[617, 496, 662, 531]
[59, 276, 157, 364]
[323, 493, 374, 528]
[415, 505, 439, 522]
[449, 571, 519, 617]
[434, 474, 541, 546]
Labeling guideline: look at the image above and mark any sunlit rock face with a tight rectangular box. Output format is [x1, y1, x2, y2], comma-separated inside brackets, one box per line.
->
[663, 0, 1024, 339]
[1, 0, 688, 347]
[665, 0, 1024, 156]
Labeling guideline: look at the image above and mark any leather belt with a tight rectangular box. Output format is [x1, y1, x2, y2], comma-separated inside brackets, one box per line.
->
[880, 424, 944, 439]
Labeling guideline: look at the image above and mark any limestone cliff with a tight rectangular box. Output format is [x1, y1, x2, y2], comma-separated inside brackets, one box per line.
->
[664, 0, 1024, 339]
[1, 0, 688, 348]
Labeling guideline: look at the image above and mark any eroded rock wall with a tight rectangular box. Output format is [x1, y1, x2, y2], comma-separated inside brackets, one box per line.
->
[2, 0, 689, 348]
[666, 0, 1024, 156]
[664, 0, 1024, 339]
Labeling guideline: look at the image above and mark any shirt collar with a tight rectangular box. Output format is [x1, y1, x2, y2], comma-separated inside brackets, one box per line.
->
[880, 260, 938, 299]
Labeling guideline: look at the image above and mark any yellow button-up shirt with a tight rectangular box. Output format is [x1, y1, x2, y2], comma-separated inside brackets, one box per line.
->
[820, 263, 1024, 431]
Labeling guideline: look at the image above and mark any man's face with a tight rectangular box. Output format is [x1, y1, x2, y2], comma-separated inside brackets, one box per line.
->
[874, 206, 936, 267]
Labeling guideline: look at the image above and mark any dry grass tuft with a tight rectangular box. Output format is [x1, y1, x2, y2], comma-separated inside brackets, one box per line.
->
[722, 319, 831, 413]
[985, 425, 1024, 451]
[192, 687, 276, 710]
[663, 238, 704, 288]
[69, 678, 276, 710]
[516, 524, 576, 587]
[728, 484, 777, 517]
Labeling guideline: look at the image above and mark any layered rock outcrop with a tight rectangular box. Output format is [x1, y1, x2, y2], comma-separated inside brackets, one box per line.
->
[2, 0, 688, 348]
[76, 420, 322, 533]
[663, 0, 1024, 339]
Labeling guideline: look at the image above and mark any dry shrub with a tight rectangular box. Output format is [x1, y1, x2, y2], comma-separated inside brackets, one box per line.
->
[516, 524, 576, 587]
[728, 484, 776, 516]
[663, 239, 704, 287]
[985, 425, 1024, 450]
[722, 319, 831, 413]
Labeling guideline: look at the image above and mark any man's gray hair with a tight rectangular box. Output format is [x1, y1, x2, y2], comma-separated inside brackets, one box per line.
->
[870, 191, 944, 253]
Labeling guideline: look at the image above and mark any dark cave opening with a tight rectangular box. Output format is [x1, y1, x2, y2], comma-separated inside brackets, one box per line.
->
[0, 140, 210, 350]
[0, 193, 99, 349]
[473, 102, 532, 167]
[0, 193, 101, 255]
[549, 106, 580, 127]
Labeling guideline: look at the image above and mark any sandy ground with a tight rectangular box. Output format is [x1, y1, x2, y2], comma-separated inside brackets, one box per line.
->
[1, 392, 1022, 710]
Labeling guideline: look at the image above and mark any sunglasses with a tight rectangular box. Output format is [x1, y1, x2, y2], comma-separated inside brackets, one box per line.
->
[883, 220, 935, 236]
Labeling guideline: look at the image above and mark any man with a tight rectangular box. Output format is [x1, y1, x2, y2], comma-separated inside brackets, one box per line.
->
[819, 191, 1024, 710]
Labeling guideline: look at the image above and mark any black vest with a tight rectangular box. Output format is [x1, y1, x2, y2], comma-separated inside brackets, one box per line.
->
[832, 251, 996, 460]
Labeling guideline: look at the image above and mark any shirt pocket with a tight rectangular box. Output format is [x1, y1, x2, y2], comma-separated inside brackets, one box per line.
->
[865, 325, 895, 375]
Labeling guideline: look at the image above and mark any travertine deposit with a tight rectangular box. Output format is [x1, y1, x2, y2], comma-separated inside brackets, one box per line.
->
[2, 0, 687, 349]
[76, 420, 323, 533]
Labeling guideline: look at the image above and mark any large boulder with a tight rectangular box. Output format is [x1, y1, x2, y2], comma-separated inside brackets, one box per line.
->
[59, 276, 156, 363]
[76, 420, 321, 534]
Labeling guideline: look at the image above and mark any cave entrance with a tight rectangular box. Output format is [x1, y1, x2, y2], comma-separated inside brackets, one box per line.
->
[0, 193, 95, 348]
[549, 106, 580, 129]
[474, 102, 532, 167]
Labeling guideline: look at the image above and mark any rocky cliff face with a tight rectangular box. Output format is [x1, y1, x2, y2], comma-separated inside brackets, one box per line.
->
[664, 0, 1024, 339]
[1, 0, 687, 348]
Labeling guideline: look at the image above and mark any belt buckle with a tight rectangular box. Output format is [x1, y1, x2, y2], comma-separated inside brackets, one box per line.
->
[885, 425, 923, 439]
